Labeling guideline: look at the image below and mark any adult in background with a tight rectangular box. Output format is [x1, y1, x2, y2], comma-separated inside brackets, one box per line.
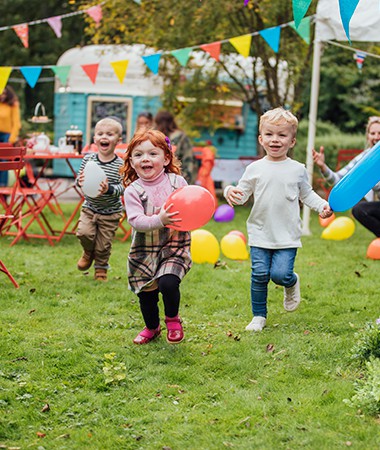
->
[0, 86, 21, 186]
[154, 110, 197, 184]
[313, 116, 380, 237]
[136, 111, 154, 131]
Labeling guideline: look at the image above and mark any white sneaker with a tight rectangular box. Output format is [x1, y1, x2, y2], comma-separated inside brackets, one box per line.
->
[245, 316, 266, 332]
[284, 273, 301, 312]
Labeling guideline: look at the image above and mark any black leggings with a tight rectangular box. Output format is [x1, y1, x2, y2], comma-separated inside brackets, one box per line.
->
[137, 274, 181, 329]
[352, 201, 380, 237]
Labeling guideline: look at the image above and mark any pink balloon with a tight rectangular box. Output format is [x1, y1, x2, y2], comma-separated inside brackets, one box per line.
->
[228, 230, 247, 244]
[164, 185, 216, 231]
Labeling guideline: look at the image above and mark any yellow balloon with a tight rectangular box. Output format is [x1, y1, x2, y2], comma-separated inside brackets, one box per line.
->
[190, 229, 220, 264]
[221, 234, 249, 260]
[321, 216, 355, 241]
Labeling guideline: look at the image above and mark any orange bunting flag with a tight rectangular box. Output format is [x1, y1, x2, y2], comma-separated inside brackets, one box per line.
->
[86, 5, 103, 25]
[0, 67, 12, 94]
[13, 23, 29, 48]
[200, 42, 221, 62]
[110, 60, 129, 84]
[81, 63, 99, 84]
[229, 34, 252, 58]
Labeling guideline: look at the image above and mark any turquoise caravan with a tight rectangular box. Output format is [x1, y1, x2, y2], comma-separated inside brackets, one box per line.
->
[53, 44, 259, 180]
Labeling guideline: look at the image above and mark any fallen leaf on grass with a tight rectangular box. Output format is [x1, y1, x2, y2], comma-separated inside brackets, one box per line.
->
[36, 432, 46, 438]
[29, 288, 36, 294]
[354, 271, 361, 277]
[41, 403, 50, 412]
[28, 309, 36, 314]
[266, 344, 275, 352]
[56, 434, 70, 439]
[303, 330, 310, 335]
[346, 442, 352, 447]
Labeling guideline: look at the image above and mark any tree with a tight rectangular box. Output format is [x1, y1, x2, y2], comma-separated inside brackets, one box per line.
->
[83, 0, 316, 131]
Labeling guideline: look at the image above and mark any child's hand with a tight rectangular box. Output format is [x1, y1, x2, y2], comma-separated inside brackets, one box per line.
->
[319, 204, 333, 219]
[312, 146, 326, 170]
[159, 203, 181, 226]
[98, 178, 109, 195]
[77, 170, 85, 188]
[226, 187, 243, 206]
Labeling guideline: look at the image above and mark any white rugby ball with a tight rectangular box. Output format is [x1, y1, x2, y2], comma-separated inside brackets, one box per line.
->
[82, 160, 107, 198]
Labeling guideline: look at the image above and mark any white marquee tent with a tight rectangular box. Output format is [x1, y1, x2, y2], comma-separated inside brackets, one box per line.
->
[302, 0, 380, 234]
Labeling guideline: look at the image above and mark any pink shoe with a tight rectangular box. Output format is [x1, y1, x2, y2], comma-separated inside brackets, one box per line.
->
[165, 316, 184, 344]
[133, 326, 161, 345]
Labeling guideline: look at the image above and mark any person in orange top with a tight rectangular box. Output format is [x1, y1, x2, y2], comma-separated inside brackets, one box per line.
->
[196, 144, 217, 206]
[0, 86, 21, 186]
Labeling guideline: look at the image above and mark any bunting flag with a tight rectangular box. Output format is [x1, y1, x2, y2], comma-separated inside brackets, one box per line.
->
[133, 0, 142, 4]
[47, 16, 63, 38]
[244, 0, 250, 5]
[171, 48, 193, 67]
[0, 67, 12, 94]
[354, 51, 366, 71]
[200, 41, 221, 61]
[110, 60, 129, 83]
[20, 66, 42, 88]
[13, 23, 29, 48]
[81, 63, 99, 84]
[51, 65, 71, 85]
[289, 16, 310, 44]
[292, 0, 312, 29]
[142, 53, 162, 74]
[339, 0, 361, 41]
[86, 5, 103, 25]
[229, 34, 252, 58]
[259, 26, 281, 53]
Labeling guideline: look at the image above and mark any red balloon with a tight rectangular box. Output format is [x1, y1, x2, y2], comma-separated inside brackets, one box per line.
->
[164, 185, 216, 231]
[228, 230, 247, 244]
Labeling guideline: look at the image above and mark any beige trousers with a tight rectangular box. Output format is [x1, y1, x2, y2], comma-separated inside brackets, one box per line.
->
[76, 207, 123, 269]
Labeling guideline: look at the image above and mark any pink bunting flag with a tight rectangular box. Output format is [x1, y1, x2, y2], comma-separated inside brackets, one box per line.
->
[13, 23, 29, 48]
[47, 16, 63, 38]
[86, 5, 103, 25]
[200, 42, 221, 62]
[81, 63, 99, 84]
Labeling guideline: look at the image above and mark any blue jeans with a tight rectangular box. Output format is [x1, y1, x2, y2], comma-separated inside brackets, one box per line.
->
[0, 132, 10, 186]
[250, 246, 298, 318]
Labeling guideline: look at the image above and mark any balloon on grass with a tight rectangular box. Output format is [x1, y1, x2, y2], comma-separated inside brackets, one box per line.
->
[319, 213, 336, 228]
[214, 204, 235, 222]
[221, 234, 249, 260]
[329, 141, 380, 212]
[82, 161, 107, 197]
[190, 229, 220, 264]
[164, 185, 216, 231]
[321, 217, 355, 241]
[228, 230, 247, 244]
[366, 238, 380, 260]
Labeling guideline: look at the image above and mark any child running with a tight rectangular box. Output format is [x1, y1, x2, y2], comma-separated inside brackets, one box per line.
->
[121, 129, 192, 345]
[224, 107, 333, 332]
[76, 117, 125, 281]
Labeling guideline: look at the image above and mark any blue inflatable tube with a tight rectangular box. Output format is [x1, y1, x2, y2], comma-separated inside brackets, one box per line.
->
[328, 141, 380, 212]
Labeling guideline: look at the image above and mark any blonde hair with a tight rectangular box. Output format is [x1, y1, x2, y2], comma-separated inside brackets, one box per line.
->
[95, 117, 123, 136]
[259, 107, 298, 135]
[365, 116, 380, 148]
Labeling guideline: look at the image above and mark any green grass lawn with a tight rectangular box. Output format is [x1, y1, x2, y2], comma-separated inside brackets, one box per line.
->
[1, 204, 379, 449]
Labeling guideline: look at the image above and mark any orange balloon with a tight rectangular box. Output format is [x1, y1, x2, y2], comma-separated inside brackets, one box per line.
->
[164, 185, 216, 231]
[228, 230, 247, 244]
[366, 238, 380, 260]
[319, 213, 336, 227]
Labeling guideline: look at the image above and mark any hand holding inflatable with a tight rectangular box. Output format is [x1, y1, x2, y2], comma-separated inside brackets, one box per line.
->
[328, 141, 380, 212]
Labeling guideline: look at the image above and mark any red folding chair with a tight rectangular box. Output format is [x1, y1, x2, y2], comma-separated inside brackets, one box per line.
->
[0, 147, 57, 246]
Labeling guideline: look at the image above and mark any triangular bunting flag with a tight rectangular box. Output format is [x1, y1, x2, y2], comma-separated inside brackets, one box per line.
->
[259, 26, 281, 53]
[171, 48, 192, 67]
[51, 65, 71, 85]
[229, 34, 252, 58]
[20, 66, 42, 88]
[47, 16, 63, 38]
[110, 60, 129, 84]
[0, 67, 12, 95]
[339, 0, 360, 42]
[289, 17, 310, 44]
[142, 53, 162, 75]
[354, 51, 366, 72]
[81, 63, 99, 84]
[86, 5, 103, 25]
[13, 23, 29, 48]
[133, 0, 142, 4]
[200, 42, 221, 62]
[292, 0, 312, 29]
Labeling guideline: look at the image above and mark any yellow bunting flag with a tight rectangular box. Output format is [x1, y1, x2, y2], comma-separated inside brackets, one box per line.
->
[0, 67, 12, 94]
[110, 60, 129, 84]
[229, 34, 252, 58]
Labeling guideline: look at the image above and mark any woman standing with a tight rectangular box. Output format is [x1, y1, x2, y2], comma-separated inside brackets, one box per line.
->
[0, 86, 21, 186]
